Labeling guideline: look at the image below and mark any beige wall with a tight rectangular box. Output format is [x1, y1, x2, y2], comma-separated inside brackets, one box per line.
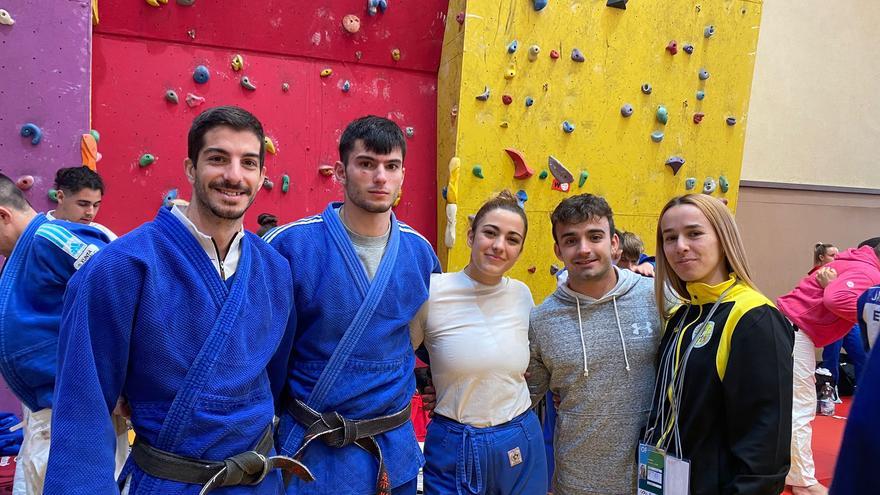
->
[736, 186, 880, 301]
[742, 1, 880, 189]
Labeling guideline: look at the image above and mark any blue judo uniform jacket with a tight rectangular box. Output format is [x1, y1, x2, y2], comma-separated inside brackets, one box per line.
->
[0, 214, 109, 412]
[265, 202, 440, 495]
[44, 207, 295, 495]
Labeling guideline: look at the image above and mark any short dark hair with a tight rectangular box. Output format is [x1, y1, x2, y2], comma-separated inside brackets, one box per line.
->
[54, 166, 105, 195]
[0, 174, 32, 212]
[338, 115, 406, 165]
[551, 193, 615, 243]
[470, 190, 528, 241]
[188, 106, 265, 168]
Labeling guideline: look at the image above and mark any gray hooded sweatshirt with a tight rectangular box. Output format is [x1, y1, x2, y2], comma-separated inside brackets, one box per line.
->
[528, 267, 661, 495]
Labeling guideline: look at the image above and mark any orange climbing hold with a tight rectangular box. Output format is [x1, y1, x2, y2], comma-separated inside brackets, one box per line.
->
[81, 134, 98, 171]
[504, 148, 535, 180]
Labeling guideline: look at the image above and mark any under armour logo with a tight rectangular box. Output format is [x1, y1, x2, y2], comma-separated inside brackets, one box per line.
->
[632, 322, 654, 336]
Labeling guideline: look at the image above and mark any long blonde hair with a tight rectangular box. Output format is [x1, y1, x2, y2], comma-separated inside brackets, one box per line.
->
[654, 194, 758, 319]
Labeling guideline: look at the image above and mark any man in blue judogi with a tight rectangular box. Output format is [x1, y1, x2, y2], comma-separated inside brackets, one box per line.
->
[44, 106, 308, 494]
[265, 116, 440, 495]
[0, 173, 112, 494]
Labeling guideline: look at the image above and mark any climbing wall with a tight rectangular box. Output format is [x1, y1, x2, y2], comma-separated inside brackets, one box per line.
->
[438, 0, 764, 301]
[0, 0, 93, 215]
[91, 0, 448, 239]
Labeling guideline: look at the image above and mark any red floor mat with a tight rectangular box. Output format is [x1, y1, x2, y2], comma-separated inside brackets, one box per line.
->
[783, 397, 851, 493]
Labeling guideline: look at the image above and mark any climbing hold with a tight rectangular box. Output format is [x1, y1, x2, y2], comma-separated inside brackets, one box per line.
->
[578, 170, 589, 188]
[650, 131, 664, 143]
[571, 48, 585, 62]
[606, 0, 627, 9]
[507, 40, 519, 53]
[342, 14, 361, 33]
[391, 48, 401, 61]
[81, 134, 98, 171]
[685, 177, 697, 190]
[504, 65, 516, 79]
[527, 266, 537, 274]
[656, 106, 668, 125]
[15, 176, 34, 191]
[693, 112, 705, 124]
[163, 189, 179, 207]
[620, 104, 634, 117]
[548, 156, 575, 184]
[139, 154, 157, 167]
[549, 49, 560, 59]
[539, 170, 548, 180]
[528, 45, 541, 61]
[696, 90, 705, 100]
[240, 76, 257, 91]
[405, 127, 415, 138]
[280, 174, 290, 193]
[165, 89, 179, 104]
[177, 0, 195, 5]
[450, 105, 459, 118]
[264, 137, 277, 154]
[641, 83, 652, 95]
[504, 148, 535, 179]
[48, 189, 58, 203]
[516, 190, 528, 208]
[472, 165, 484, 179]
[499, 121, 509, 128]
[318, 164, 335, 177]
[342, 80, 351, 92]
[704, 25, 716, 38]
[698, 69, 710, 81]
[355, 51, 363, 60]
[89, 129, 100, 143]
[683, 44, 694, 54]
[475, 86, 490, 101]
[502, 95, 513, 105]
[666, 157, 685, 175]
[263, 178, 274, 190]
[231, 54, 244, 71]
[455, 11, 465, 24]
[282, 83, 290, 92]
[441, 187, 448, 201]
[719, 175, 730, 193]
[367, 0, 387, 16]
[562, 121, 575, 133]
[145, 0, 168, 7]
[20, 123, 42, 145]
[446, 157, 461, 204]
[186, 29, 196, 39]
[550, 264, 561, 275]
[533, 0, 548, 11]
[0, 9, 15, 25]
[525, 96, 534, 107]
[193, 65, 210, 84]
[703, 177, 717, 194]
[666, 41, 678, 55]
[320, 68, 333, 77]
[726, 116, 737, 126]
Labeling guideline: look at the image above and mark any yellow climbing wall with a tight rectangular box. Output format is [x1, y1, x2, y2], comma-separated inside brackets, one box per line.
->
[437, 0, 763, 302]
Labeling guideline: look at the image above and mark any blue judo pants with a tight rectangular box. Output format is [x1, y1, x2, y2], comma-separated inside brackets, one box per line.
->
[423, 411, 547, 495]
[822, 324, 867, 387]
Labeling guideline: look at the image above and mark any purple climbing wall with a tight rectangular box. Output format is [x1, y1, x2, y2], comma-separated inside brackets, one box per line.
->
[0, 0, 92, 215]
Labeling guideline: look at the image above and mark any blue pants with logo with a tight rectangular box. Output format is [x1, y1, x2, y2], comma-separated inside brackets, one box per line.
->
[423, 411, 547, 495]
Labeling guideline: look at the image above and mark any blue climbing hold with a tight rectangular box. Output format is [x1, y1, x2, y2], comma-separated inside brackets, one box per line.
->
[571, 48, 585, 62]
[621, 104, 634, 117]
[507, 40, 519, 53]
[516, 190, 528, 208]
[441, 186, 448, 201]
[193, 65, 210, 84]
[525, 96, 534, 107]
[656, 105, 669, 125]
[533, 0, 548, 11]
[651, 131, 664, 143]
[342, 80, 351, 92]
[704, 25, 716, 38]
[562, 121, 575, 133]
[20, 123, 42, 145]
[696, 90, 705, 100]
[699, 69, 710, 81]
[163, 188, 179, 207]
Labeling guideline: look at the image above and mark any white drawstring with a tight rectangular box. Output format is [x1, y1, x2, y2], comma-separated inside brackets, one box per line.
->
[613, 296, 632, 371]
[575, 296, 589, 377]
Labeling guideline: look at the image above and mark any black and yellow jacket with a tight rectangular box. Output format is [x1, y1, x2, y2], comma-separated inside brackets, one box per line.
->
[646, 274, 794, 495]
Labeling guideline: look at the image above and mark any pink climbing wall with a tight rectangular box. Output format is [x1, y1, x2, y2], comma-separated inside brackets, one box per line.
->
[92, 0, 448, 241]
[0, 0, 92, 215]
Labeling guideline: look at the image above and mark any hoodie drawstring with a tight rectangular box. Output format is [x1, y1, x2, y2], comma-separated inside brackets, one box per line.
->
[612, 296, 632, 371]
[575, 296, 589, 377]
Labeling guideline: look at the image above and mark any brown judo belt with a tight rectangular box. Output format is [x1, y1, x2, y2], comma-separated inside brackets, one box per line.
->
[287, 398, 412, 495]
[131, 424, 314, 495]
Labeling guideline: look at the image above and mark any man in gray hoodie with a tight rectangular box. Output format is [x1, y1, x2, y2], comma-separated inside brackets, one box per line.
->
[528, 194, 661, 495]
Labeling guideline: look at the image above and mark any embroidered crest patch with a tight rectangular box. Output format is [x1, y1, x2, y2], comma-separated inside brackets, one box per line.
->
[692, 321, 715, 348]
[508, 447, 523, 467]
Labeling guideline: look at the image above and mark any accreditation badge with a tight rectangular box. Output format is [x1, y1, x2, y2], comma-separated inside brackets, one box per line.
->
[637, 443, 690, 495]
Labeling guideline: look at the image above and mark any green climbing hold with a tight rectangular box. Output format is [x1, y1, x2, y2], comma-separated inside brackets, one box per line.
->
[472, 165, 484, 179]
[281, 174, 290, 193]
[48, 189, 59, 202]
[139, 154, 157, 167]
[578, 170, 589, 187]
[656, 105, 669, 125]
[719, 175, 730, 193]
[89, 129, 100, 143]
[539, 170, 548, 180]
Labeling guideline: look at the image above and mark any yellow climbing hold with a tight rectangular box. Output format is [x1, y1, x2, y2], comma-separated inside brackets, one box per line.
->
[320, 68, 333, 77]
[145, 0, 168, 6]
[231, 54, 244, 71]
[391, 49, 401, 61]
[264, 137, 277, 155]
[446, 157, 461, 204]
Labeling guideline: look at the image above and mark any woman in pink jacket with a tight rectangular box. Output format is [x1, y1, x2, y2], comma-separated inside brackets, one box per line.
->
[777, 238, 880, 495]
